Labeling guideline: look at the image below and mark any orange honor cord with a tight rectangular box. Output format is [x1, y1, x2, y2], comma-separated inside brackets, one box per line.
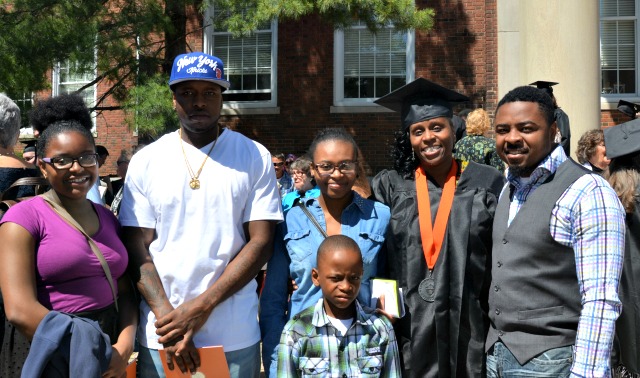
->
[415, 160, 458, 270]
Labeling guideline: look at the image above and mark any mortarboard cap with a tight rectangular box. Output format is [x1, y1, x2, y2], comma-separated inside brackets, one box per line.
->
[617, 100, 640, 119]
[21, 140, 36, 153]
[529, 80, 559, 89]
[374, 77, 469, 130]
[603, 118, 640, 159]
[530, 80, 559, 95]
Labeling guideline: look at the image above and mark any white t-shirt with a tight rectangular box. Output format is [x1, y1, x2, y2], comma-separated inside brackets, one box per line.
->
[327, 315, 354, 337]
[119, 128, 283, 351]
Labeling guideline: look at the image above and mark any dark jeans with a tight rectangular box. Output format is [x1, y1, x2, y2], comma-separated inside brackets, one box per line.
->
[486, 341, 573, 378]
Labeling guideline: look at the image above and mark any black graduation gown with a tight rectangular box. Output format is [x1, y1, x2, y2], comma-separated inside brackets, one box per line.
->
[372, 161, 505, 378]
[614, 196, 640, 375]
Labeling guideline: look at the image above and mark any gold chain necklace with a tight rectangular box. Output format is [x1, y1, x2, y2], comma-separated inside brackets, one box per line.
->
[179, 125, 221, 190]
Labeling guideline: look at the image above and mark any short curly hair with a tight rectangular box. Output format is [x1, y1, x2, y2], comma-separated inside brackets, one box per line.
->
[465, 108, 490, 136]
[29, 93, 93, 134]
[575, 129, 604, 165]
[496, 86, 555, 127]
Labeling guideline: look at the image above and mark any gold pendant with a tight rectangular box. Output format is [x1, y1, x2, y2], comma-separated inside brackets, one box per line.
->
[189, 178, 200, 190]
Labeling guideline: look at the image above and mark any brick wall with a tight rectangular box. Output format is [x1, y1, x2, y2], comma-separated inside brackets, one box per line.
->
[27, 3, 632, 176]
[601, 109, 631, 129]
[222, 0, 500, 174]
[29, 0, 498, 176]
[64, 0, 501, 175]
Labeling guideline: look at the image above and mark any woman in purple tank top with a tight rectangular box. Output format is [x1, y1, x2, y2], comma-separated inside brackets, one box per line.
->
[0, 104, 137, 377]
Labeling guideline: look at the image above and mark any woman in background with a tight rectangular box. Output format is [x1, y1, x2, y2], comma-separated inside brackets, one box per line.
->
[576, 129, 610, 174]
[0, 94, 39, 199]
[453, 108, 504, 172]
[280, 156, 320, 212]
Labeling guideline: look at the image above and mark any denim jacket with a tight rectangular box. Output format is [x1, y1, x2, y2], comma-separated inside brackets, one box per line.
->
[259, 192, 390, 376]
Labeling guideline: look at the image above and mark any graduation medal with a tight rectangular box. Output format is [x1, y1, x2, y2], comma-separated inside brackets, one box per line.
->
[419, 271, 437, 302]
[415, 160, 458, 303]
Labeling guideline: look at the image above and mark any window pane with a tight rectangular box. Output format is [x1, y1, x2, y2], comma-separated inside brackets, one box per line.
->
[212, 20, 273, 100]
[601, 0, 635, 17]
[342, 25, 407, 99]
[619, 69, 635, 92]
[6, 91, 32, 128]
[375, 77, 390, 97]
[600, 3, 636, 96]
[602, 70, 617, 93]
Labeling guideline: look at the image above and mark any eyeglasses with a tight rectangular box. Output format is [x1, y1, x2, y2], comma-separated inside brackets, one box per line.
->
[314, 161, 358, 175]
[273, 162, 285, 167]
[41, 154, 99, 170]
[291, 170, 307, 177]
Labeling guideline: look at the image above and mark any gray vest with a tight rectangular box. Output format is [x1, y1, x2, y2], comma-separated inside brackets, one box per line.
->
[487, 159, 588, 364]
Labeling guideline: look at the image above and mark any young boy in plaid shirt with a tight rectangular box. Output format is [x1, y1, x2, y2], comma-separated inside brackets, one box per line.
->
[275, 235, 401, 377]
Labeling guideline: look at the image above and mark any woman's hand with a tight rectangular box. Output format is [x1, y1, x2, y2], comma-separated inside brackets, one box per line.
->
[287, 277, 298, 294]
[375, 294, 398, 324]
[102, 341, 132, 378]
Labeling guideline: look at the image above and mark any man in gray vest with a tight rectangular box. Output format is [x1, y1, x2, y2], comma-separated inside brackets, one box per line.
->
[485, 86, 626, 377]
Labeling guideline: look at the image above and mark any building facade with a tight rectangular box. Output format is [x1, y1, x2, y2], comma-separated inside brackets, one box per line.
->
[22, 0, 629, 175]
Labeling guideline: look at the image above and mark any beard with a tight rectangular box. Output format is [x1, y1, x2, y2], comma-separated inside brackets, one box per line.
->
[507, 164, 536, 178]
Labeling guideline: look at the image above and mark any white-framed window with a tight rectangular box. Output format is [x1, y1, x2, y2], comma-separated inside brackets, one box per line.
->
[334, 23, 414, 107]
[6, 91, 34, 128]
[204, 8, 278, 108]
[52, 60, 97, 130]
[600, 0, 637, 96]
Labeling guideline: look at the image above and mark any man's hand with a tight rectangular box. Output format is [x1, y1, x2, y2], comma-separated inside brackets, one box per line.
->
[163, 337, 201, 373]
[155, 298, 209, 348]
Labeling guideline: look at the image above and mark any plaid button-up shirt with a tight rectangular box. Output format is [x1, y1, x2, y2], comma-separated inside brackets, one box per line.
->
[276, 298, 401, 378]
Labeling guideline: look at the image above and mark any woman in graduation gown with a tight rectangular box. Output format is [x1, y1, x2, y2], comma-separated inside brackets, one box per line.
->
[603, 121, 640, 378]
[372, 78, 505, 377]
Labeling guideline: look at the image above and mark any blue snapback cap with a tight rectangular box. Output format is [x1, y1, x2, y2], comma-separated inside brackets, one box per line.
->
[169, 52, 231, 91]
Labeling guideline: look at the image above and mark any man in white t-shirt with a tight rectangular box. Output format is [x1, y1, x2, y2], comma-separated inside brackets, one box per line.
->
[119, 52, 283, 378]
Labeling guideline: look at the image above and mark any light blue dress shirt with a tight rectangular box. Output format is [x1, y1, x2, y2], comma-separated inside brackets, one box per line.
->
[259, 192, 390, 376]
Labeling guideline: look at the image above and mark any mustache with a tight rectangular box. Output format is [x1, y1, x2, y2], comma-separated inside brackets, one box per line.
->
[503, 144, 528, 154]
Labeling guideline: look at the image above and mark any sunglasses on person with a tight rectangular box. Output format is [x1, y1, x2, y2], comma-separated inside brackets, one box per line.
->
[41, 154, 99, 170]
[273, 162, 285, 167]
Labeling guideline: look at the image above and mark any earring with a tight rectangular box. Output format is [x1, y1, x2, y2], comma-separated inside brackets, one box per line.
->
[411, 153, 416, 162]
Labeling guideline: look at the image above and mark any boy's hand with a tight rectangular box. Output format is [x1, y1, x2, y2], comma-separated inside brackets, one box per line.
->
[375, 294, 397, 324]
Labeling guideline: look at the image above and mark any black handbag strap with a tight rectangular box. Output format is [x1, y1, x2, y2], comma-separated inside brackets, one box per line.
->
[0, 176, 49, 201]
[296, 199, 328, 239]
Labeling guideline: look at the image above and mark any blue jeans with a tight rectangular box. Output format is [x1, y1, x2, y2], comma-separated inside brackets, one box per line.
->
[486, 341, 573, 378]
[137, 342, 261, 378]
